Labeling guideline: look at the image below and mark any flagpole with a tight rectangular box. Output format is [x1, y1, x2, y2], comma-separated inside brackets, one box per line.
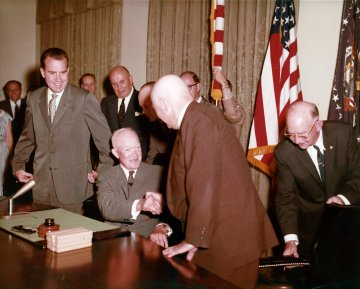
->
[210, 0, 225, 105]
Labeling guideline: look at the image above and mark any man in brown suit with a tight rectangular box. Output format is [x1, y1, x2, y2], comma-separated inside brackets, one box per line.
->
[12, 48, 113, 213]
[151, 75, 277, 289]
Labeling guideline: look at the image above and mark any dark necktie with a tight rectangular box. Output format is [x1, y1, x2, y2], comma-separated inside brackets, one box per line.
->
[118, 98, 125, 127]
[127, 170, 134, 195]
[14, 103, 20, 119]
[313, 145, 325, 182]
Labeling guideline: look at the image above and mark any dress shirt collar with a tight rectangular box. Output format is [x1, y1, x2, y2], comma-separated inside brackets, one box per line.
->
[47, 88, 64, 108]
[308, 129, 325, 154]
[177, 100, 192, 129]
[10, 99, 21, 115]
[306, 129, 325, 177]
[120, 164, 137, 179]
[117, 86, 134, 112]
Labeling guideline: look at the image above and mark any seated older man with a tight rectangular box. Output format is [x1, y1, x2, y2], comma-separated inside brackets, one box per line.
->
[96, 128, 171, 247]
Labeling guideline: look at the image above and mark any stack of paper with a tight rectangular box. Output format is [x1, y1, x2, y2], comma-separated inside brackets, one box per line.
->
[47, 227, 93, 253]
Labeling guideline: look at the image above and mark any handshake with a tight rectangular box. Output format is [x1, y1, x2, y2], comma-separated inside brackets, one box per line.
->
[136, 192, 163, 215]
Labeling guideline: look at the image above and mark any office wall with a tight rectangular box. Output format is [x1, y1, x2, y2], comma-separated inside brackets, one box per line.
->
[0, 0, 38, 100]
[0, 0, 344, 119]
[121, 0, 149, 89]
[297, 0, 343, 119]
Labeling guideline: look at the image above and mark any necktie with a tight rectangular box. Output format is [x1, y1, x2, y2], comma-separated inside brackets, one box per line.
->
[49, 94, 58, 123]
[313, 145, 325, 182]
[118, 98, 125, 127]
[127, 171, 135, 195]
[14, 103, 19, 119]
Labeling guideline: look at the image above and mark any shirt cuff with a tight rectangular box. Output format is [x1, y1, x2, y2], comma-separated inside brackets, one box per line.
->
[337, 194, 350, 205]
[156, 223, 173, 237]
[284, 234, 299, 245]
[131, 199, 141, 220]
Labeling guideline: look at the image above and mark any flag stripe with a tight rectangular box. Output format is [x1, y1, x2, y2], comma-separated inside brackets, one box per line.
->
[247, 0, 302, 176]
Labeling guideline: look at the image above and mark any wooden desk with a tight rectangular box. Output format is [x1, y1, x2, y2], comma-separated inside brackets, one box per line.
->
[0, 197, 239, 289]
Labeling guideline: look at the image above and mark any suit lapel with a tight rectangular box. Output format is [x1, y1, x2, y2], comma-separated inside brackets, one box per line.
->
[117, 166, 129, 199]
[111, 95, 119, 128]
[295, 148, 323, 185]
[322, 124, 336, 192]
[52, 85, 71, 128]
[5, 100, 13, 117]
[39, 88, 51, 131]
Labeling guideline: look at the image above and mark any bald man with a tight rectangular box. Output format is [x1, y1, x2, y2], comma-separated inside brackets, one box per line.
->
[151, 75, 277, 289]
[275, 101, 360, 258]
[101, 66, 148, 160]
[97, 128, 171, 247]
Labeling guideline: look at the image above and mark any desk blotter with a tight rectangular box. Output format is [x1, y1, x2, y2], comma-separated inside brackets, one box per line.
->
[0, 208, 121, 247]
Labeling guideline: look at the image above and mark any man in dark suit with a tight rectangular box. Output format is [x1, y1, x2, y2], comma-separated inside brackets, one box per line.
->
[12, 47, 113, 214]
[275, 101, 360, 258]
[151, 75, 277, 289]
[97, 128, 171, 248]
[101, 66, 148, 160]
[1, 80, 27, 195]
[0, 80, 26, 145]
[138, 81, 176, 166]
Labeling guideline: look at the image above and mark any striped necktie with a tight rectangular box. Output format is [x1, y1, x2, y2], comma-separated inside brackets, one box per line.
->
[49, 94, 58, 123]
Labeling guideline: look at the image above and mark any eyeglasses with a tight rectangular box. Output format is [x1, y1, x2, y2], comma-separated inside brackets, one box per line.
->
[186, 83, 198, 90]
[284, 120, 318, 140]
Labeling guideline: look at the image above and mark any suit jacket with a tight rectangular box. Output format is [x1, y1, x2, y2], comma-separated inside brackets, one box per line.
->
[96, 162, 163, 237]
[101, 90, 149, 160]
[145, 119, 176, 166]
[167, 101, 277, 276]
[12, 84, 113, 205]
[275, 121, 360, 248]
[0, 98, 26, 143]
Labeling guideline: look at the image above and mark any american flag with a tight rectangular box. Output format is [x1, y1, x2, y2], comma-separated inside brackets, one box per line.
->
[210, 0, 225, 103]
[247, 0, 302, 176]
[328, 0, 360, 139]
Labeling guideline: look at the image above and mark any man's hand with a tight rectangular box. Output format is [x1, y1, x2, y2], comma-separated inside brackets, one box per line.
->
[163, 241, 198, 261]
[15, 170, 33, 183]
[283, 240, 299, 258]
[213, 67, 227, 86]
[137, 192, 163, 215]
[326, 196, 345, 205]
[149, 225, 169, 248]
[87, 170, 98, 184]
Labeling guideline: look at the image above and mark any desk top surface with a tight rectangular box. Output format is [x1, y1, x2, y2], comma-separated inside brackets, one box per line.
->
[0, 197, 239, 289]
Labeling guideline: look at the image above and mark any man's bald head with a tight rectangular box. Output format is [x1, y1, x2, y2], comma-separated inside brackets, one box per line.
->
[109, 66, 133, 98]
[285, 101, 322, 149]
[287, 101, 319, 123]
[151, 74, 193, 129]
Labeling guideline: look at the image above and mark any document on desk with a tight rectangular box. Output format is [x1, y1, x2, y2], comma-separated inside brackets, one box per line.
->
[0, 208, 129, 247]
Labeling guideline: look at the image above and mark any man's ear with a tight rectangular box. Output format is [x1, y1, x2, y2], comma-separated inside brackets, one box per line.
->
[316, 120, 323, 131]
[40, 67, 45, 78]
[111, 148, 119, 159]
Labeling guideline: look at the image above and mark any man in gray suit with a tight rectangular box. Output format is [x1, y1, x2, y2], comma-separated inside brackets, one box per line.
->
[97, 128, 171, 248]
[275, 101, 360, 258]
[12, 47, 113, 213]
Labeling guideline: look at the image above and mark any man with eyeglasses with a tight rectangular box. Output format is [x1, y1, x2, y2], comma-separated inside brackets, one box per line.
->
[180, 70, 246, 139]
[275, 101, 360, 258]
[180, 71, 207, 103]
